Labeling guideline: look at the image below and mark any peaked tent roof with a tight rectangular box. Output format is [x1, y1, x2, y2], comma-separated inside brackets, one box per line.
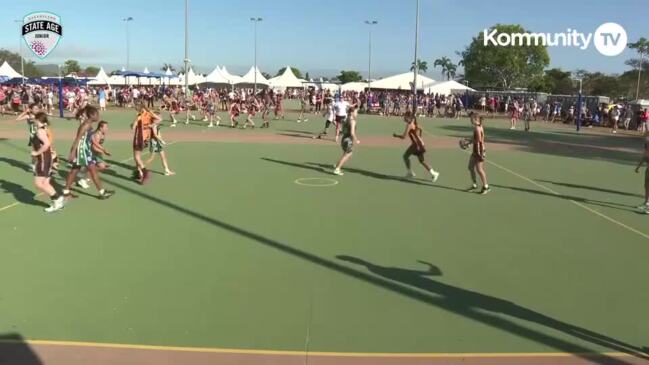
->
[237, 66, 268, 85]
[268, 66, 304, 88]
[218, 66, 242, 84]
[0, 61, 24, 78]
[422, 80, 475, 95]
[164, 68, 174, 76]
[370, 71, 435, 90]
[340, 82, 368, 92]
[203, 66, 233, 85]
[88, 67, 111, 85]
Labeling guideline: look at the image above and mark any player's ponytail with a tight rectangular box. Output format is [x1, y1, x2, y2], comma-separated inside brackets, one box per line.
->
[75, 105, 98, 120]
[34, 112, 49, 125]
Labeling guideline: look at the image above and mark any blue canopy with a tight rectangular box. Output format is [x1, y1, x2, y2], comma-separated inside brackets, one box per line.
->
[115, 70, 166, 78]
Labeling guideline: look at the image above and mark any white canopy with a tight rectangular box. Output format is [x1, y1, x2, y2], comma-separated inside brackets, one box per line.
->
[88, 67, 111, 85]
[0, 61, 24, 78]
[370, 71, 435, 90]
[268, 66, 304, 89]
[178, 67, 205, 85]
[108, 74, 126, 85]
[204, 66, 233, 85]
[423, 80, 475, 95]
[237, 66, 268, 85]
[218, 66, 242, 84]
[340, 82, 368, 92]
[165, 68, 174, 76]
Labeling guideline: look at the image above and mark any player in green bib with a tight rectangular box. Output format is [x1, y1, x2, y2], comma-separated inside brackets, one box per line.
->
[145, 120, 175, 176]
[333, 103, 359, 176]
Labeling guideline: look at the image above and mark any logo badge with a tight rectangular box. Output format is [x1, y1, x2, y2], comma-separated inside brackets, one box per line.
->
[593, 22, 627, 57]
[22, 12, 63, 59]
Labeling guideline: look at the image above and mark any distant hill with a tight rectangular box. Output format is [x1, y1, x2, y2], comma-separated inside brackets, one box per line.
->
[35, 64, 61, 77]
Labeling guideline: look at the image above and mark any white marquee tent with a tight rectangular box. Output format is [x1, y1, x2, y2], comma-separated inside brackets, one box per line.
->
[268, 66, 304, 89]
[237, 66, 268, 86]
[88, 67, 111, 85]
[423, 80, 475, 95]
[203, 66, 234, 85]
[0, 61, 24, 78]
[219, 66, 242, 84]
[340, 82, 367, 92]
[369, 71, 435, 90]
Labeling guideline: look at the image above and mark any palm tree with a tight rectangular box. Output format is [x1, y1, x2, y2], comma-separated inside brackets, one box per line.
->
[628, 38, 649, 99]
[410, 59, 428, 73]
[161, 63, 176, 72]
[433, 57, 457, 81]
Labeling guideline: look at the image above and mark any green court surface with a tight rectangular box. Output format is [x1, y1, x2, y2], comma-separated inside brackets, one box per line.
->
[0, 105, 648, 359]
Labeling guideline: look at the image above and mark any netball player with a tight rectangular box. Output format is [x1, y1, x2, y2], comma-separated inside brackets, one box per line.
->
[467, 113, 490, 194]
[63, 106, 114, 199]
[333, 105, 360, 176]
[91, 120, 111, 171]
[132, 107, 158, 183]
[392, 111, 440, 182]
[30, 112, 65, 212]
[145, 119, 175, 176]
[314, 99, 335, 140]
[635, 137, 649, 212]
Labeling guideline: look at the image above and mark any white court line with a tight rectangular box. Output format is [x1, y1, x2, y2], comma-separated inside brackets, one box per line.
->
[0, 141, 178, 213]
[420, 127, 649, 240]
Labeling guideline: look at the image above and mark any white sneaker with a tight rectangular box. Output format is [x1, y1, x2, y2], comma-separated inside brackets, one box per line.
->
[297, 119, 302, 123]
[44, 196, 64, 213]
[637, 204, 649, 210]
[333, 168, 344, 176]
[304, 119, 309, 122]
[208, 123, 214, 128]
[77, 178, 90, 189]
[510, 126, 515, 130]
[431, 170, 440, 183]
[405, 171, 416, 179]
[191, 115, 196, 121]
[171, 122, 177, 128]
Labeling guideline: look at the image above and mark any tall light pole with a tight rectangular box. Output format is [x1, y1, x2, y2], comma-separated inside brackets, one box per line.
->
[574, 77, 583, 132]
[365, 20, 378, 97]
[636, 52, 644, 100]
[250, 17, 263, 95]
[122, 17, 134, 70]
[412, 0, 420, 111]
[14, 20, 25, 83]
[184, 0, 191, 124]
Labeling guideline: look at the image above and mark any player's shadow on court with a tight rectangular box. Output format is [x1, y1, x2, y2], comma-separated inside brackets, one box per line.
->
[0, 333, 43, 364]
[0, 157, 32, 173]
[536, 179, 643, 199]
[98, 175, 646, 365]
[0, 179, 49, 207]
[261, 158, 465, 192]
[337, 255, 648, 363]
[491, 184, 637, 213]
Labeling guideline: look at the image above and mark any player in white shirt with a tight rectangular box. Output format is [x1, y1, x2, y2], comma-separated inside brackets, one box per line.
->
[332, 96, 350, 143]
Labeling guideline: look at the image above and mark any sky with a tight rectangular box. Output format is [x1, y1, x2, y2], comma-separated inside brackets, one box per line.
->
[1, 0, 647, 79]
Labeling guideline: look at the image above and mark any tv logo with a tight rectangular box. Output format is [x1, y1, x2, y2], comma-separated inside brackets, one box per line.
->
[483, 22, 627, 57]
[593, 22, 627, 56]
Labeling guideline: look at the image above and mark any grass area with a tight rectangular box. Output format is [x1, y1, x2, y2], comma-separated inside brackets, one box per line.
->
[0, 105, 647, 355]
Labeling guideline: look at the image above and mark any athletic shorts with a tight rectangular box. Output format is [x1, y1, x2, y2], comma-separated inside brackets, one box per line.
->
[341, 136, 354, 153]
[335, 115, 346, 125]
[150, 139, 163, 153]
[406, 144, 426, 157]
[34, 152, 53, 177]
[94, 154, 106, 165]
[471, 151, 485, 163]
